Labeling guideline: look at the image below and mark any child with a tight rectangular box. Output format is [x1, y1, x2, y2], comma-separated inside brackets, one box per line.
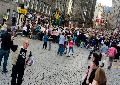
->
[99, 44, 108, 67]
[43, 33, 48, 49]
[68, 38, 74, 57]
[48, 37, 53, 51]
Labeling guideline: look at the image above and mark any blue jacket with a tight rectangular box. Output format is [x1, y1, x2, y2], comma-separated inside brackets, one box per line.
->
[43, 35, 48, 42]
[100, 45, 108, 53]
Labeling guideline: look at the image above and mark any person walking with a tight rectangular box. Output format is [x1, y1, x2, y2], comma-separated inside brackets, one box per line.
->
[57, 33, 65, 56]
[99, 44, 108, 67]
[107, 44, 117, 70]
[68, 38, 74, 57]
[12, 12, 17, 26]
[11, 40, 30, 85]
[64, 36, 68, 54]
[88, 46, 95, 60]
[0, 29, 13, 73]
[115, 43, 120, 60]
[43, 33, 48, 49]
[48, 37, 53, 51]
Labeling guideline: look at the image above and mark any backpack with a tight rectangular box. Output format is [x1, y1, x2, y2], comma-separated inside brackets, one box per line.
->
[35, 25, 41, 32]
[107, 47, 117, 57]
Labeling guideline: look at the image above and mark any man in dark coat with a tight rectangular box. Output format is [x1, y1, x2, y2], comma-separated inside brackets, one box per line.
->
[0, 29, 13, 73]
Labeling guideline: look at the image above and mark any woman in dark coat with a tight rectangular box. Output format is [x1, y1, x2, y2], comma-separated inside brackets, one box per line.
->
[115, 44, 120, 60]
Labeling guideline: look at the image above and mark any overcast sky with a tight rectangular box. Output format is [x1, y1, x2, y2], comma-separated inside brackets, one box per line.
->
[97, 0, 112, 7]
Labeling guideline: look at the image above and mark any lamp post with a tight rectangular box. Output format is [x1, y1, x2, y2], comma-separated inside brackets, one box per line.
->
[83, 9, 87, 28]
[105, 19, 107, 29]
[49, 7, 51, 15]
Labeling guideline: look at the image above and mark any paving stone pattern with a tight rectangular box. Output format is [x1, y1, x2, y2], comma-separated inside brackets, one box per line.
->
[0, 36, 120, 85]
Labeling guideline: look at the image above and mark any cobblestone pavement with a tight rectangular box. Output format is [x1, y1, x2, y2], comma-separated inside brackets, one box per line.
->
[0, 36, 120, 85]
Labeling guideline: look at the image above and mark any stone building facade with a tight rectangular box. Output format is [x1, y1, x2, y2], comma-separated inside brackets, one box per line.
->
[71, 0, 97, 27]
[28, 0, 69, 16]
[112, 0, 120, 29]
[93, 3, 105, 28]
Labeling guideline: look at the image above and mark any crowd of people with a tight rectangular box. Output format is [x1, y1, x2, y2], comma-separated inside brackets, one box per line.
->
[0, 9, 120, 85]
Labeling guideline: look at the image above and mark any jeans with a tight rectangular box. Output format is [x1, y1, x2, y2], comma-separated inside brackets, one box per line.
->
[68, 47, 74, 53]
[108, 57, 114, 69]
[0, 49, 10, 71]
[88, 49, 95, 60]
[43, 42, 47, 49]
[68, 47, 74, 56]
[48, 41, 51, 51]
[64, 47, 68, 54]
[57, 44, 64, 56]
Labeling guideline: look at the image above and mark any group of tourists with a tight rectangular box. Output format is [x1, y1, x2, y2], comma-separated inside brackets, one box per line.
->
[0, 9, 120, 85]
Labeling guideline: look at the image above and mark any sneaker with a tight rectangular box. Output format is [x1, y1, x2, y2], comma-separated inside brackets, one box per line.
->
[107, 66, 111, 70]
[114, 60, 117, 62]
[100, 63, 104, 67]
[67, 55, 70, 57]
[60, 54, 63, 56]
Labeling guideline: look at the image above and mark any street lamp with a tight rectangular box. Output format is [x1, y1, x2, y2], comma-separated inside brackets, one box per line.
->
[82, 9, 87, 27]
[105, 19, 108, 29]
